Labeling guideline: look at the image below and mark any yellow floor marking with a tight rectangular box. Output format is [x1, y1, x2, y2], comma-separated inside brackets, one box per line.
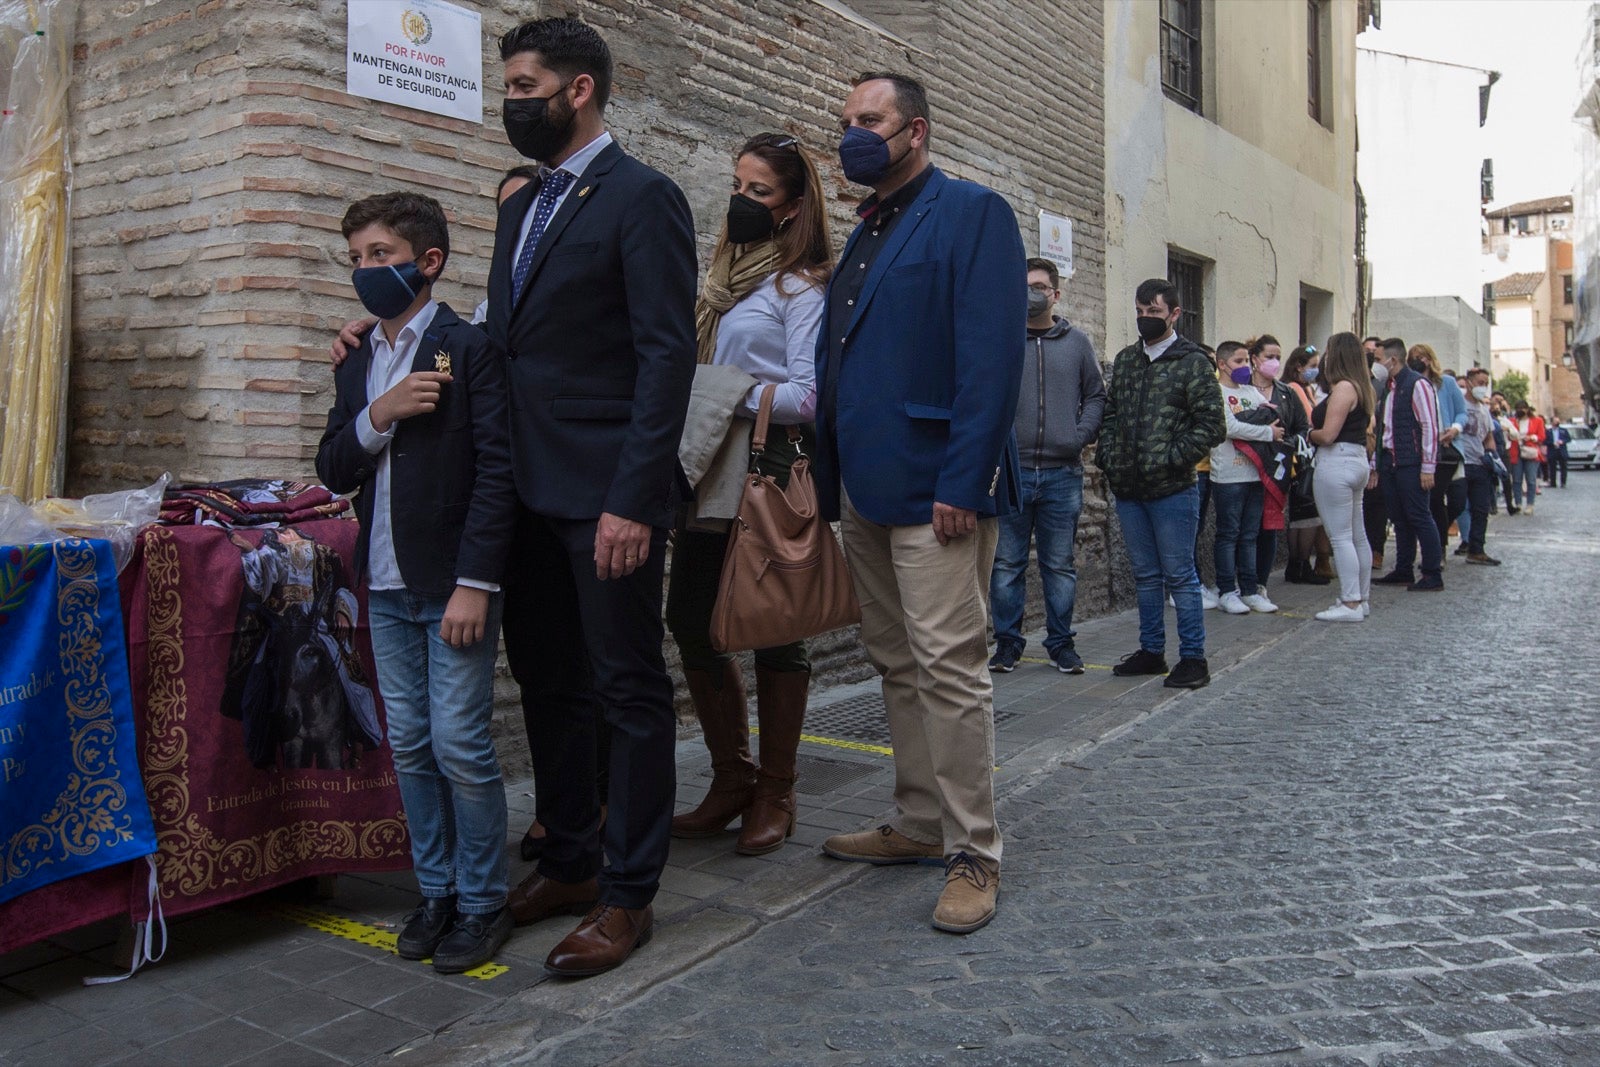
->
[1019, 656, 1112, 670]
[753, 726, 894, 756]
[259, 902, 508, 980]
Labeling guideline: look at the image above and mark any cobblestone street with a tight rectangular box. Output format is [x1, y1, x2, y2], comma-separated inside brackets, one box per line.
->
[5, 480, 1599, 1066]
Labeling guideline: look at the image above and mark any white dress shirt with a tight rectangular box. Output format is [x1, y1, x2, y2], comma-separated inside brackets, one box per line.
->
[512, 131, 614, 269]
[714, 273, 824, 423]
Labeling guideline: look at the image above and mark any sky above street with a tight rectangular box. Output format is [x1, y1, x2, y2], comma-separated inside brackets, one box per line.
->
[1359, 0, 1589, 209]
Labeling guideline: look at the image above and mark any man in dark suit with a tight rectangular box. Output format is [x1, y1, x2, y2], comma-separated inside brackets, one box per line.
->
[1546, 418, 1570, 487]
[812, 72, 1026, 936]
[486, 17, 697, 977]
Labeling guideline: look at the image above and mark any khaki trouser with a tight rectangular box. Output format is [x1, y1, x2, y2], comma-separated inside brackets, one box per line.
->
[840, 494, 1002, 865]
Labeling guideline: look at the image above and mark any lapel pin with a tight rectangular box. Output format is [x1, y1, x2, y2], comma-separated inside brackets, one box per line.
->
[435, 351, 452, 375]
[578, 186, 591, 197]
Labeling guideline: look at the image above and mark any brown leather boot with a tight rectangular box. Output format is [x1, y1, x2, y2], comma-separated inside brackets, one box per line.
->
[670, 662, 756, 838]
[736, 667, 809, 856]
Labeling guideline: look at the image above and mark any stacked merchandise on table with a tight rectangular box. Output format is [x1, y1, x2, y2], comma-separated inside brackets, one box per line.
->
[160, 479, 349, 529]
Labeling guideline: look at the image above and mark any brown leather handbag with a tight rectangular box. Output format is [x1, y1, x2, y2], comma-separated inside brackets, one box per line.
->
[709, 386, 860, 653]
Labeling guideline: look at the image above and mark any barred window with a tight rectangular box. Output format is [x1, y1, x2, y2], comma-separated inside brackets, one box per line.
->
[1160, 0, 1202, 113]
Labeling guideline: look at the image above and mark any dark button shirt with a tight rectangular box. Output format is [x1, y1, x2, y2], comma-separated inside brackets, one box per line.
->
[822, 165, 936, 424]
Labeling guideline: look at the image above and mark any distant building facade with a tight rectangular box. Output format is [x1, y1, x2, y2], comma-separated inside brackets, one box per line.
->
[1483, 196, 1585, 421]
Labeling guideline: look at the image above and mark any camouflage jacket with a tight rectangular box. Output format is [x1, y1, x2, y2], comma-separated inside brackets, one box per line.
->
[1096, 335, 1226, 501]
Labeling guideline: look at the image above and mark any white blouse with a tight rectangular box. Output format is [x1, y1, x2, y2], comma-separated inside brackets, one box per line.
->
[713, 272, 823, 424]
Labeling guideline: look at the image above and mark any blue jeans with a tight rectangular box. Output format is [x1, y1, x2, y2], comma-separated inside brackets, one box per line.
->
[1211, 480, 1264, 596]
[369, 588, 508, 914]
[991, 465, 1083, 657]
[1514, 457, 1540, 506]
[1115, 485, 1206, 661]
[1192, 470, 1212, 578]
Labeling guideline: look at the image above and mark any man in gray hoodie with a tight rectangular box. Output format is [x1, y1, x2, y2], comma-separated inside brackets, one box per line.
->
[988, 258, 1106, 675]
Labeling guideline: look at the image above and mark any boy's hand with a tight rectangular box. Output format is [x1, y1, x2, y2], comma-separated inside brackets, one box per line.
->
[440, 586, 489, 648]
[1271, 423, 1285, 443]
[331, 317, 378, 367]
[371, 371, 452, 432]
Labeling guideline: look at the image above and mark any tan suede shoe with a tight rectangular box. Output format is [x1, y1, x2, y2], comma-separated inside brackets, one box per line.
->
[932, 852, 999, 933]
[821, 825, 943, 866]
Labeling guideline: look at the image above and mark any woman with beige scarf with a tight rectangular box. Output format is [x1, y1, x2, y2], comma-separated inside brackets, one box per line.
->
[666, 132, 833, 856]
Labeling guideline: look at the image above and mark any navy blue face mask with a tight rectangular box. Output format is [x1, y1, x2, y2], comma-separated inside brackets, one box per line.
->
[838, 121, 912, 186]
[352, 261, 429, 320]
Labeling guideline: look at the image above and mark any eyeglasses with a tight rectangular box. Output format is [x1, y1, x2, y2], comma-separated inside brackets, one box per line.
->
[1028, 284, 1055, 294]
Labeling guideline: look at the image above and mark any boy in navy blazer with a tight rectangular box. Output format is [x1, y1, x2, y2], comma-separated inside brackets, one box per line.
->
[316, 192, 517, 974]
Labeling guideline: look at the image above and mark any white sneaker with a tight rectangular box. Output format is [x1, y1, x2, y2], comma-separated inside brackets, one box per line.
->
[1315, 603, 1365, 623]
[1201, 586, 1221, 610]
[1241, 592, 1278, 613]
[1218, 591, 1250, 615]
[1360, 600, 1371, 617]
[1166, 594, 1175, 608]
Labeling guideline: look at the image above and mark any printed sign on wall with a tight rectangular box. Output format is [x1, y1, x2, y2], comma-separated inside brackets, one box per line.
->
[1039, 210, 1074, 279]
[347, 0, 483, 125]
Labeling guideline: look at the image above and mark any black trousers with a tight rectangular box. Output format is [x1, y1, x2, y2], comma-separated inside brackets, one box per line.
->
[1429, 450, 1465, 547]
[501, 508, 676, 910]
[1465, 463, 1494, 553]
[1547, 451, 1569, 487]
[1380, 457, 1442, 579]
[1363, 482, 1388, 557]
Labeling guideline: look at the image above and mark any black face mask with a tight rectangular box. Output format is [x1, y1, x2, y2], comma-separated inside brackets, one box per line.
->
[502, 82, 575, 162]
[1407, 356, 1428, 374]
[726, 193, 778, 245]
[1136, 315, 1170, 343]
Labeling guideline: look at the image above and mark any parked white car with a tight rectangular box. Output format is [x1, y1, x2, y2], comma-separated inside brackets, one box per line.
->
[1563, 423, 1598, 469]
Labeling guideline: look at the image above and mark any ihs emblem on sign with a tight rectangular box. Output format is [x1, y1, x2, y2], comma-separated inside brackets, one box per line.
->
[435, 351, 452, 375]
[401, 10, 433, 46]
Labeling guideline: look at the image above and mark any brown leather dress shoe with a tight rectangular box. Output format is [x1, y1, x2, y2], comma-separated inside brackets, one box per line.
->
[545, 903, 654, 978]
[507, 872, 599, 927]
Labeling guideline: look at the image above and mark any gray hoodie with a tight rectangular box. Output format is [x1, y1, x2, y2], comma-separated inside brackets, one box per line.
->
[1016, 316, 1106, 468]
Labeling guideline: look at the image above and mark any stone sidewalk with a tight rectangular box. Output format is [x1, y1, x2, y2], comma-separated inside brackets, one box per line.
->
[5, 477, 1593, 1065]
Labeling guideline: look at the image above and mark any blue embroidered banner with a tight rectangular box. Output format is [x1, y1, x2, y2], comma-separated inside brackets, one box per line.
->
[0, 538, 157, 905]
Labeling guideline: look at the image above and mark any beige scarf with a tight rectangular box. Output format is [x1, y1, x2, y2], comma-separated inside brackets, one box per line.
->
[695, 239, 781, 364]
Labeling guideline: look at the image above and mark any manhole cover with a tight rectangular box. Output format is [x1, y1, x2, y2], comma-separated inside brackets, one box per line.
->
[793, 753, 880, 795]
[800, 692, 1018, 746]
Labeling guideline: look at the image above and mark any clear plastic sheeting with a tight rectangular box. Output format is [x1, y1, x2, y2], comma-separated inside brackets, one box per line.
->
[0, 0, 75, 501]
[0, 472, 169, 574]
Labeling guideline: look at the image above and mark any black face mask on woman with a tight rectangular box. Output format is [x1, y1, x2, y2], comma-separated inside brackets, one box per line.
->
[502, 82, 576, 162]
[725, 193, 778, 245]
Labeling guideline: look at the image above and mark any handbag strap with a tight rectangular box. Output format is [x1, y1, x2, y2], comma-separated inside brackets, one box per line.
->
[750, 384, 776, 462]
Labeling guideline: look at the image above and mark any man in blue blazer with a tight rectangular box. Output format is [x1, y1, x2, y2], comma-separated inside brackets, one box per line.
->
[814, 72, 1026, 936]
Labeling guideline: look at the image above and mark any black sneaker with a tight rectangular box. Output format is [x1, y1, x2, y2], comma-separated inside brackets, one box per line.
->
[396, 895, 457, 960]
[1163, 657, 1210, 689]
[432, 907, 513, 974]
[1112, 649, 1168, 677]
[1453, 543, 1470, 556]
[1374, 570, 1416, 585]
[1053, 647, 1085, 675]
[1407, 575, 1445, 591]
[987, 644, 1022, 673]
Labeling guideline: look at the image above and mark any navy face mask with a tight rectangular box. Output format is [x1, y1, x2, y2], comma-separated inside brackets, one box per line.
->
[352, 261, 428, 320]
[838, 121, 911, 186]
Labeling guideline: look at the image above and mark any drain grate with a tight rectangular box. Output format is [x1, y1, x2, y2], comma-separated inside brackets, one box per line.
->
[800, 691, 1019, 746]
[698, 752, 878, 795]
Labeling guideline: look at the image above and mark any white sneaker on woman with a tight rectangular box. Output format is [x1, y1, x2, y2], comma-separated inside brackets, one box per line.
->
[1360, 600, 1371, 617]
[1218, 591, 1250, 615]
[1315, 603, 1365, 623]
[1201, 585, 1221, 610]
[1241, 592, 1278, 613]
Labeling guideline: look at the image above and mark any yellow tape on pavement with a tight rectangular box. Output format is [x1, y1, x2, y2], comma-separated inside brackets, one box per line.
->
[259, 902, 508, 980]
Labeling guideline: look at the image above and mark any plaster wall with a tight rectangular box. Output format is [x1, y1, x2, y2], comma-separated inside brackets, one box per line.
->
[1104, 0, 1357, 348]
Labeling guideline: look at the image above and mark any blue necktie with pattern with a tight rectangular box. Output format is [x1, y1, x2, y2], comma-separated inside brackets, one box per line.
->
[511, 169, 575, 302]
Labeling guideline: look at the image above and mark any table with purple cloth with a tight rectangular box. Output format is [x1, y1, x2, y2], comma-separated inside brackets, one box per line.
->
[0, 519, 411, 956]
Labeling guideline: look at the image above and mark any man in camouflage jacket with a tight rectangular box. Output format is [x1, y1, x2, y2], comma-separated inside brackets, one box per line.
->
[1096, 278, 1226, 690]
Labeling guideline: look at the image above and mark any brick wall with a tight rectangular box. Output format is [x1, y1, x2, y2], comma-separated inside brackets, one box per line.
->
[63, 0, 1112, 761]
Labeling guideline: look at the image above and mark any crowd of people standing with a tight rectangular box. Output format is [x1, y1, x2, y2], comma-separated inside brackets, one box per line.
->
[312, 13, 1585, 987]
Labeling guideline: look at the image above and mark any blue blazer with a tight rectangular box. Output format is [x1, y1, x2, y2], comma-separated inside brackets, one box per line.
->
[813, 167, 1027, 526]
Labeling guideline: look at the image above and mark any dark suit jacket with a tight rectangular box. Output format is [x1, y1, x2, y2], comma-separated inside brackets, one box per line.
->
[813, 167, 1027, 526]
[485, 139, 697, 527]
[315, 302, 516, 598]
[1546, 424, 1570, 457]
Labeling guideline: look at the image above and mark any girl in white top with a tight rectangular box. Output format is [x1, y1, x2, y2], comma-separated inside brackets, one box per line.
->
[666, 133, 833, 858]
[1210, 343, 1283, 615]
